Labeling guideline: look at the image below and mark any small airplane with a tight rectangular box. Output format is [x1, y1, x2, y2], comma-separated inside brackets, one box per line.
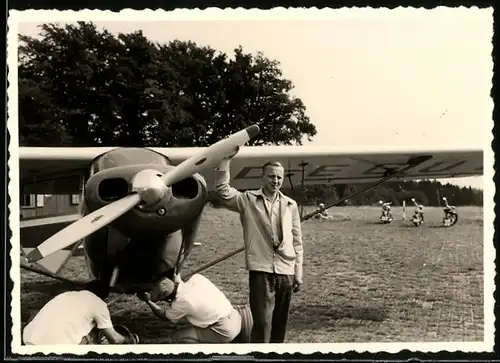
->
[17, 124, 483, 342]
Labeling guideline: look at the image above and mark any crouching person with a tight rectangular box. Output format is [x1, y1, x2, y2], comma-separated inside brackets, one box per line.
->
[23, 281, 137, 345]
[138, 273, 241, 343]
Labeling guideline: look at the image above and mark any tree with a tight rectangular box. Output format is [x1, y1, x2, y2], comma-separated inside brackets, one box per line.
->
[18, 22, 317, 147]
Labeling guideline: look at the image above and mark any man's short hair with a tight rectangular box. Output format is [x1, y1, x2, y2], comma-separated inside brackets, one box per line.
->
[262, 161, 284, 173]
[84, 280, 111, 300]
[151, 277, 177, 302]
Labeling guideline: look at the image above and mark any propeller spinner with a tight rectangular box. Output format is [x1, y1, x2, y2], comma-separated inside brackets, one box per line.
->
[26, 125, 260, 263]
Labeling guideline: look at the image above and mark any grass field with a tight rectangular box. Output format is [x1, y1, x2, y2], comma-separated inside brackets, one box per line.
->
[20, 206, 484, 344]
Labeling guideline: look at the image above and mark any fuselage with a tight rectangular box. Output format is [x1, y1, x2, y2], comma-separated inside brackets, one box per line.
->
[80, 147, 209, 293]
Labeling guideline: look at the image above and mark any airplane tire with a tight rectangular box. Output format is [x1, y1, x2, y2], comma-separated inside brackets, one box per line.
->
[232, 304, 253, 343]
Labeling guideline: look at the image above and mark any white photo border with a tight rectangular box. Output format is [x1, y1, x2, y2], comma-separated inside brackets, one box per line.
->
[6, 6, 496, 356]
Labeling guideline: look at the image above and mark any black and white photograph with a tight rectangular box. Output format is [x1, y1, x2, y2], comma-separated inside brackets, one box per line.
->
[7, 7, 494, 355]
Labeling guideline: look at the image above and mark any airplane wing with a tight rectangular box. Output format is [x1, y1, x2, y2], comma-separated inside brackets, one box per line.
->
[19, 145, 484, 195]
[18, 145, 483, 274]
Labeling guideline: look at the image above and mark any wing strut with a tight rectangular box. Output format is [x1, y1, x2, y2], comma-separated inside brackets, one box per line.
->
[301, 155, 432, 221]
[298, 162, 308, 219]
[182, 154, 433, 279]
[285, 162, 309, 219]
[20, 263, 85, 287]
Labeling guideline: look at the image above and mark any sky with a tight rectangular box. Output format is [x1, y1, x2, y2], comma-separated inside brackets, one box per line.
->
[15, 8, 493, 190]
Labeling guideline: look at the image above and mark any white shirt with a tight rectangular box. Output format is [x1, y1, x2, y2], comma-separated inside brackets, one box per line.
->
[23, 290, 113, 345]
[262, 193, 282, 246]
[162, 274, 233, 328]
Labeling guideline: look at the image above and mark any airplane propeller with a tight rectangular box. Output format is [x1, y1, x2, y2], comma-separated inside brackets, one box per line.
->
[26, 125, 260, 263]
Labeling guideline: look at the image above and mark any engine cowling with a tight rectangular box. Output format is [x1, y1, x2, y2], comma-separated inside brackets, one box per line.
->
[83, 164, 208, 237]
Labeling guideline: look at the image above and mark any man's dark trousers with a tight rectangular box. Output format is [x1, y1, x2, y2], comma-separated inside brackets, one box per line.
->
[249, 270, 294, 343]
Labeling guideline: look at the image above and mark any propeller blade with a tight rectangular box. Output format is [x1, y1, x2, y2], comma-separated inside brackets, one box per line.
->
[161, 125, 259, 186]
[26, 194, 142, 263]
[26, 124, 260, 264]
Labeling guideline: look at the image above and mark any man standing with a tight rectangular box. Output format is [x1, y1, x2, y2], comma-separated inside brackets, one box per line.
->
[138, 273, 241, 343]
[213, 156, 304, 343]
[23, 281, 137, 345]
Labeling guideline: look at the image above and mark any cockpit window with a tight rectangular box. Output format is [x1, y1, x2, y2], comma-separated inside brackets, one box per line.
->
[92, 148, 170, 173]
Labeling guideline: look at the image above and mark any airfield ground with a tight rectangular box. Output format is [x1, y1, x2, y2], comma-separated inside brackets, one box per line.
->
[19, 206, 484, 343]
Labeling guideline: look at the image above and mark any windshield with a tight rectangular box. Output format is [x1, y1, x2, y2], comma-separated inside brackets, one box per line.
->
[92, 148, 170, 173]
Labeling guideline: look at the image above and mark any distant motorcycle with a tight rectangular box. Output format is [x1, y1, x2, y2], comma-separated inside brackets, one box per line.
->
[411, 198, 424, 226]
[378, 200, 393, 223]
[380, 209, 393, 223]
[442, 197, 458, 227]
[412, 210, 424, 226]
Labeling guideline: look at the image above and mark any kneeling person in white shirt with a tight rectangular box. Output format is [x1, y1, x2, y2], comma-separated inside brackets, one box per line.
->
[139, 274, 241, 343]
[23, 281, 135, 345]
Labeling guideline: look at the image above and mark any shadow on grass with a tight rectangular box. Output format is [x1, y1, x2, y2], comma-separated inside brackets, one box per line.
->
[397, 224, 431, 229]
[291, 302, 389, 330]
[365, 221, 408, 226]
[111, 310, 177, 344]
[365, 221, 387, 225]
[21, 280, 78, 296]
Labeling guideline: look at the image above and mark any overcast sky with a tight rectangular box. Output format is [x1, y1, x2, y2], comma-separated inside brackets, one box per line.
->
[15, 8, 493, 189]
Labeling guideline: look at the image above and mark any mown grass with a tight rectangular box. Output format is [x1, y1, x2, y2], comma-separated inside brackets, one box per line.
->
[20, 206, 484, 343]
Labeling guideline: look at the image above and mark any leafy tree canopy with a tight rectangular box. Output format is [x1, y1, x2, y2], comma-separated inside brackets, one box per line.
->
[18, 22, 317, 147]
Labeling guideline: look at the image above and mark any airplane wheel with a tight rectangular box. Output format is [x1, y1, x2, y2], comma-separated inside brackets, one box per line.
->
[232, 304, 253, 343]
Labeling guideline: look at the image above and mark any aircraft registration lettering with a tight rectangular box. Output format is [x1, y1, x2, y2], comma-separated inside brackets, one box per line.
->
[362, 163, 408, 176]
[418, 160, 467, 173]
[234, 164, 352, 180]
[234, 166, 307, 180]
[307, 164, 351, 178]
[361, 160, 471, 176]
[233, 160, 479, 180]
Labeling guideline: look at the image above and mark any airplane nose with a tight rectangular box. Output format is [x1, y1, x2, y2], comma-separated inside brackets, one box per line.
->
[131, 169, 171, 205]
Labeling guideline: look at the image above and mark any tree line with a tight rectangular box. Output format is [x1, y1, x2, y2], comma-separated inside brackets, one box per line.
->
[18, 22, 482, 207]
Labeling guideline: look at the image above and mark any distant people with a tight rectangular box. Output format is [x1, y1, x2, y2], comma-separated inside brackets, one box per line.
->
[442, 197, 454, 212]
[378, 200, 393, 222]
[411, 198, 425, 222]
[23, 281, 136, 345]
[138, 274, 241, 343]
[212, 154, 304, 343]
[378, 200, 392, 211]
[314, 203, 333, 220]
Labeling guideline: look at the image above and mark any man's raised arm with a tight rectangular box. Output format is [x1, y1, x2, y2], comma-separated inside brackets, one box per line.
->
[213, 158, 245, 213]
